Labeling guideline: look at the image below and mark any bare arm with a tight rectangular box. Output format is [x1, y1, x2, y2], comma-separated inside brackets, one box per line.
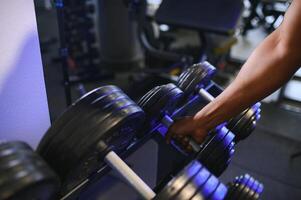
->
[167, 1, 301, 144]
[193, 0, 301, 131]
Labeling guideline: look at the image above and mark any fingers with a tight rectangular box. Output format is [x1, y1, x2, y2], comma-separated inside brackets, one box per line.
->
[193, 129, 208, 144]
[165, 117, 193, 144]
[171, 135, 193, 153]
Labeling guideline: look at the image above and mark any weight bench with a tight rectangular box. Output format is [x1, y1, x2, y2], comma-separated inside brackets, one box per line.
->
[154, 0, 244, 61]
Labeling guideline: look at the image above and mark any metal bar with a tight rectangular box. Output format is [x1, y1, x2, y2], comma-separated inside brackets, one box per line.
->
[105, 151, 156, 200]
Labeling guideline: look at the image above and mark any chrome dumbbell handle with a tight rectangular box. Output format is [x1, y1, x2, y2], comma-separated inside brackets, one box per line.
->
[97, 141, 156, 200]
[161, 115, 201, 152]
[198, 88, 215, 102]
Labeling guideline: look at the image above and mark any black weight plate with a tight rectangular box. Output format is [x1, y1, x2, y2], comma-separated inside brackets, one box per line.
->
[211, 140, 235, 176]
[180, 163, 212, 200]
[0, 150, 42, 172]
[205, 130, 234, 168]
[239, 176, 255, 200]
[227, 107, 250, 128]
[138, 85, 167, 113]
[138, 84, 183, 126]
[0, 141, 59, 200]
[197, 127, 228, 161]
[0, 157, 46, 188]
[138, 86, 162, 109]
[0, 164, 59, 200]
[225, 182, 236, 200]
[43, 93, 132, 162]
[174, 166, 207, 200]
[227, 106, 254, 139]
[177, 62, 216, 96]
[200, 173, 220, 198]
[244, 112, 261, 140]
[232, 174, 251, 200]
[0, 141, 32, 153]
[218, 144, 235, 175]
[210, 182, 228, 200]
[37, 85, 121, 154]
[38, 86, 121, 154]
[190, 191, 206, 200]
[47, 103, 144, 183]
[44, 89, 126, 157]
[228, 102, 261, 142]
[70, 102, 138, 156]
[247, 180, 259, 200]
[232, 109, 253, 140]
[155, 160, 202, 200]
[40, 86, 145, 182]
[238, 113, 258, 141]
[253, 183, 264, 200]
[151, 86, 184, 118]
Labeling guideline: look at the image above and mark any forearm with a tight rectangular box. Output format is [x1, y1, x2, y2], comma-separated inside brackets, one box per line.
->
[194, 28, 301, 131]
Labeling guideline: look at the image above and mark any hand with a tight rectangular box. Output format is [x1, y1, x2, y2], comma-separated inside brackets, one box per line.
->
[166, 116, 209, 152]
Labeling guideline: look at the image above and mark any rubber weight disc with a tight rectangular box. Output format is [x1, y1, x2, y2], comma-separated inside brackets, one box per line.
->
[225, 174, 264, 200]
[154, 160, 203, 200]
[177, 62, 216, 96]
[227, 103, 261, 142]
[39, 86, 145, 187]
[0, 141, 59, 200]
[138, 83, 184, 129]
[37, 85, 121, 155]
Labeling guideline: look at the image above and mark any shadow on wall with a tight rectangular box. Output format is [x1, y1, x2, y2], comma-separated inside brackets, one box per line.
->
[0, 32, 50, 149]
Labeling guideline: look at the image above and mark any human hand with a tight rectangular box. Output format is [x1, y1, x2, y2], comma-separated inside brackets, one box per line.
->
[165, 116, 210, 152]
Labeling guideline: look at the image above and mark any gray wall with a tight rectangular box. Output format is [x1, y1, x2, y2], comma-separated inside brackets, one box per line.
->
[0, 0, 50, 148]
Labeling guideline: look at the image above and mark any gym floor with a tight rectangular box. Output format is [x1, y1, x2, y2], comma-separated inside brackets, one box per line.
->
[36, 7, 301, 200]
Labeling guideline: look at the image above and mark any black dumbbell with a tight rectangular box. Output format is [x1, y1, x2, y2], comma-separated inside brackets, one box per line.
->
[225, 174, 264, 200]
[37, 85, 145, 189]
[177, 62, 261, 142]
[138, 83, 235, 176]
[0, 141, 60, 200]
[155, 160, 228, 200]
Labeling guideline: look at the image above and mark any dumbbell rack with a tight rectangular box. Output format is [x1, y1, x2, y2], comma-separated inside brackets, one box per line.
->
[59, 81, 223, 199]
[54, 0, 114, 106]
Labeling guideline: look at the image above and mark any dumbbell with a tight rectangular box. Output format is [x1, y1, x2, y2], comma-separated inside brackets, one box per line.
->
[138, 83, 235, 176]
[225, 174, 264, 200]
[37, 85, 146, 189]
[0, 141, 60, 200]
[87, 149, 263, 200]
[177, 62, 261, 142]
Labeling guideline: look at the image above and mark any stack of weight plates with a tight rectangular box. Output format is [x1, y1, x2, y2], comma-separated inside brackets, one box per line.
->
[0, 141, 60, 200]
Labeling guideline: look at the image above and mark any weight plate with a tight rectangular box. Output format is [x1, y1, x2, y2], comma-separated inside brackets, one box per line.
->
[197, 127, 227, 162]
[228, 174, 263, 200]
[42, 87, 145, 187]
[177, 62, 216, 96]
[174, 166, 209, 200]
[211, 140, 235, 176]
[0, 141, 59, 200]
[44, 94, 133, 163]
[239, 176, 255, 200]
[155, 160, 202, 200]
[190, 191, 206, 200]
[227, 103, 261, 142]
[37, 85, 121, 154]
[0, 141, 32, 153]
[210, 183, 228, 200]
[232, 174, 251, 200]
[205, 129, 234, 172]
[253, 183, 264, 200]
[138, 84, 183, 128]
[200, 174, 219, 198]
[247, 180, 259, 200]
